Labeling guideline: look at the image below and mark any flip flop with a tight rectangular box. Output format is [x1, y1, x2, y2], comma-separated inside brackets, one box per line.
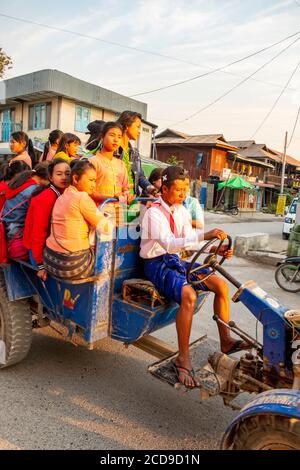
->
[224, 340, 251, 356]
[171, 360, 198, 389]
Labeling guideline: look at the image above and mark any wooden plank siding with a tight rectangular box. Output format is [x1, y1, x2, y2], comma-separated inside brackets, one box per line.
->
[155, 145, 213, 180]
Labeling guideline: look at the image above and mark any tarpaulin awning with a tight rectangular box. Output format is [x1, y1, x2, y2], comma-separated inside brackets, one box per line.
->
[218, 175, 254, 190]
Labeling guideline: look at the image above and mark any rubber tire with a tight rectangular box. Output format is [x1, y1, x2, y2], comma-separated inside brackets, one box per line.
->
[232, 415, 300, 450]
[0, 271, 32, 368]
[282, 233, 289, 240]
[275, 263, 300, 293]
[231, 208, 239, 216]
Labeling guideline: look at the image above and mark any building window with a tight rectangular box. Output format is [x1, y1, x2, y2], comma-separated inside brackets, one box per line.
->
[142, 127, 150, 133]
[29, 103, 51, 130]
[75, 105, 91, 133]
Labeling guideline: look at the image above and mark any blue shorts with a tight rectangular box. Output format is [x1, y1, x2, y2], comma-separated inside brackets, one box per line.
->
[143, 254, 210, 304]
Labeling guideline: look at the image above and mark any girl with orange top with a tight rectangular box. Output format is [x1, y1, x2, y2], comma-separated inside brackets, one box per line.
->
[44, 161, 112, 280]
[23, 158, 71, 281]
[90, 122, 130, 204]
[9, 131, 36, 168]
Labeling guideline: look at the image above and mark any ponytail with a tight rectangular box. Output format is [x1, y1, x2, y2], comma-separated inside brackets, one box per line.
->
[41, 141, 50, 161]
[27, 139, 36, 166]
[41, 130, 63, 161]
[8, 170, 33, 189]
[4, 160, 31, 182]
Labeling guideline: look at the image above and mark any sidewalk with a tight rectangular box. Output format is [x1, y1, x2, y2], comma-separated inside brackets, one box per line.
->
[204, 210, 281, 224]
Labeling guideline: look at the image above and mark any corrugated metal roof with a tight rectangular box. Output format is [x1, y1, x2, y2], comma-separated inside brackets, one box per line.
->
[156, 128, 190, 139]
[269, 148, 300, 167]
[228, 140, 255, 149]
[235, 153, 274, 169]
[228, 140, 300, 168]
[155, 132, 238, 150]
[238, 144, 282, 162]
[0, 69, 147, 117]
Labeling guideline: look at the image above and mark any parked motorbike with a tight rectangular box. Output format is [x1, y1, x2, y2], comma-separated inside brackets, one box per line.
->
[275, 256, 300, 293]
[219, 203, 239, 215]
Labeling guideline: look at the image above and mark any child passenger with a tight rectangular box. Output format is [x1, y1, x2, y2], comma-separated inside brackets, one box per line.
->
[9, 131, 36, 168]
[54, 133, 81, 164]
[23, 159, 71, 281]
[0, 161, 31, 211]
[2, 166, 38, 260]
[90, 122, 130, 203]
[44, 161, 112, 280]
[40, 129, 63, 162]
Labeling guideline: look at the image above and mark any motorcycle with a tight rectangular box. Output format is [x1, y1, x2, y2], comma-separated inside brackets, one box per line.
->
[275, 256, 300, 293]
[218, 203, 239, 216]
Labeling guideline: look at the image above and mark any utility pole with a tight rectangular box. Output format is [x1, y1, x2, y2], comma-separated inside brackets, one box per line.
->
[280, 131, 288, 194]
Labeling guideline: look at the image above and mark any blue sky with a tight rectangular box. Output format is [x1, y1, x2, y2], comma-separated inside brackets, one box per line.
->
[0, 0, 300, 158]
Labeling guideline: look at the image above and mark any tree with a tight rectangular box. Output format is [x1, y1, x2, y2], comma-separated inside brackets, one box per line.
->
[166, 155, 183, 166]
[0, 48, 12, 78]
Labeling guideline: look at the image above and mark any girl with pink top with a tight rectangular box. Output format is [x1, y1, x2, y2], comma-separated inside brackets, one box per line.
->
[39, 129, 63, 162]
[44, 161, 112, 280]
[9, 132, 35, 168]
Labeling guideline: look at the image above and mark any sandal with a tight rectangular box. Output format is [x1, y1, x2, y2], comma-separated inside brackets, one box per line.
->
[171, 360, 198, 389]
[223, 339, 251, 355]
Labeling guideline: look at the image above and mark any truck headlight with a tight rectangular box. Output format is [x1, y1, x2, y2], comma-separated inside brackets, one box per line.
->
[285, 218, 293, 224]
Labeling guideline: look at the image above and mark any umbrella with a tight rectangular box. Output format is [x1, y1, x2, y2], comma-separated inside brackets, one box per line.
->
[218, 175, 254, 190]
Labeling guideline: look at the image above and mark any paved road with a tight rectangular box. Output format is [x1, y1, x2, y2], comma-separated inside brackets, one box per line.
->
[0, 219, 297, 450]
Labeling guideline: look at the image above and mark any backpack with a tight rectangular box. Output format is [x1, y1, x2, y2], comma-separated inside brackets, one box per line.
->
[0, 199, 28, 264]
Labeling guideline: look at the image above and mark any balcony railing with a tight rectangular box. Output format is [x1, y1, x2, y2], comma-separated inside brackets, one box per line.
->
[265, 174, 287, 186]
[0, 122, 22, 142]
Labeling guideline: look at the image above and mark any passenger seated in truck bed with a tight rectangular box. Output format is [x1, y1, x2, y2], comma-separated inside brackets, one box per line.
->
[44, 160, 113, 280]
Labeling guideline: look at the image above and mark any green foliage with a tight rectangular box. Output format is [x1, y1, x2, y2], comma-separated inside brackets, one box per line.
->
[284, 189, 295, 206]
[166, 155, 183, 166]
[0, 48, 12, 78]
[263, 203, 277, 214]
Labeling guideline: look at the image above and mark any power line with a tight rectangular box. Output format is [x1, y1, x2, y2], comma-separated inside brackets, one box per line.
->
[287, 105, 300, 147]
[0, 12, 298, 95]
[130, 30, 300, 97]
[251, 58, 300, 138]
[171, 35, 300, 128]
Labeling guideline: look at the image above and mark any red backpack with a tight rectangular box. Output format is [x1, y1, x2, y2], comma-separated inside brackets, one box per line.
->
[0, 200, 28, 264]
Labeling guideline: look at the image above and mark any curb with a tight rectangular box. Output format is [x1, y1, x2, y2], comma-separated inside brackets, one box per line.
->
[236, 250, 286, 267]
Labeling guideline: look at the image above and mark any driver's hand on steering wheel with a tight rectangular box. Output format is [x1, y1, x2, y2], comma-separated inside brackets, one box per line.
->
[204, 228, 227, 241]
[218, 246, 233, 259]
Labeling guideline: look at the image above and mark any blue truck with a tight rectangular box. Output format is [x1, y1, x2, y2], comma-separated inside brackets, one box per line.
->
[0, 199, 299, 449]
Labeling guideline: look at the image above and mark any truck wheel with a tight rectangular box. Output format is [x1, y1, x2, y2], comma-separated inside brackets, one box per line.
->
[282, 233, 289, 240]
[232, 415, 300, 450]
[0, 272, 32, 368]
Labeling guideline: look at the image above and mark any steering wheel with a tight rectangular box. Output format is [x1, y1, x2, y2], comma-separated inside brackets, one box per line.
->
[187, 236, 232, 286]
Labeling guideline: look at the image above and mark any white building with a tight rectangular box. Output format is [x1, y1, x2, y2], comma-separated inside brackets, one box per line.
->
[0, 69, 156, 158]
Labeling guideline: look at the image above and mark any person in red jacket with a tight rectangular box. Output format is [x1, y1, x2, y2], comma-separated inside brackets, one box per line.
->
[0, 161, 31, 211]
[23, 158, 71, 281]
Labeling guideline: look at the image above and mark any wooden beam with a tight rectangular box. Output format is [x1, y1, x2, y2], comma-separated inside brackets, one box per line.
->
[131, 335, 177, 359]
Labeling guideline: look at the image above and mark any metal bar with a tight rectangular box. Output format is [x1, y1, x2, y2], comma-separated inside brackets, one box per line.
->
[213, 316, 262, 349]
[213, 263, 242, 289]
[237, 372, 272, 391]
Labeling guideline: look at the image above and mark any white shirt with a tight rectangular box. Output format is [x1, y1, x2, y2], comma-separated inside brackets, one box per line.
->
[140, 197, 205, 259]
